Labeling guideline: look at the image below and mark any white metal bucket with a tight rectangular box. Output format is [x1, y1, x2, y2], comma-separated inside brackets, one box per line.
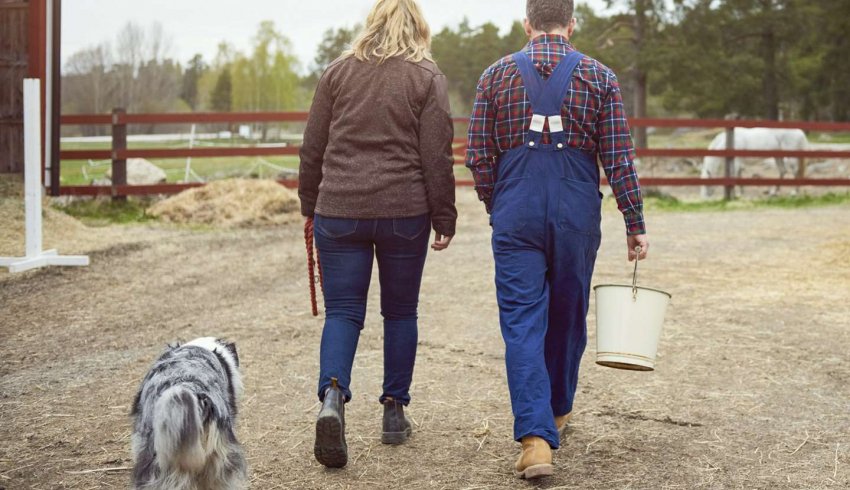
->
[594, 249, 671, 371]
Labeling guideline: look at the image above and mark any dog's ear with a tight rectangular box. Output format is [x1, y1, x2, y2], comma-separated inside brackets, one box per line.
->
[223, 341, 239, 368]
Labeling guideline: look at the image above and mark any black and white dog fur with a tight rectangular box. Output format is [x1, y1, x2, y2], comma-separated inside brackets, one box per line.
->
[131, 338, 247, 490]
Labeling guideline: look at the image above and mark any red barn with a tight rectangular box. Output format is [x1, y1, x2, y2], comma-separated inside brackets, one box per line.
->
[0, 0, 47, 174]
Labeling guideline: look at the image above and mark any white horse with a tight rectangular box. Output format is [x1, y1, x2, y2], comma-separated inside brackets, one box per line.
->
[700, 128, 809, 198]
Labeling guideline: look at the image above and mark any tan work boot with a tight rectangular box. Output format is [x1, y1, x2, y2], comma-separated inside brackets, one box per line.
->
[555, 411, 573, 437]
[514, 436, 553, 479]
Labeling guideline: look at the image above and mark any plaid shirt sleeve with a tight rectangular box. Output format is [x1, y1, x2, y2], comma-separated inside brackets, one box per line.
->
[596, 72, 646, 236]
[466, 69, 499, 212]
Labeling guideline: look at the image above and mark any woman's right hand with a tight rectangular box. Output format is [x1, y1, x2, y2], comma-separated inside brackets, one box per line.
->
[431, 233, 453, 251]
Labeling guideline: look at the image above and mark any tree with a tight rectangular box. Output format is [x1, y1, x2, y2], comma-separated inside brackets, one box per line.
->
[181, 54, 208, 111]
[432, 20, 529, 113]
[63, 43, 114, 135]
[113, 22, 145, 111]
[572, 4, 636, 91]
[819, 0, 850, 120]
[109, 21, 182, 116]
[211, 68, 233, 112]
[632, 0, 650, 146]
[136, 58, 183, 114]
[309, 25, 360, 81]
[60, 3, 850, 127]
[64, 43, 114, 113]
[196, 43, 236, 111]
[592, 0, 670, 146]
[716, 0, 796, 120]
[651, 0, 802, 120]
[770, 0, 850, 121]
[501, 21, 528, 54]
[230, 21, 300, 114]
[301, 25, 359, 98]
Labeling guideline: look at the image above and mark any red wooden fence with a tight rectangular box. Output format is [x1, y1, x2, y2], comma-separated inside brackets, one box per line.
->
[56, 111, 850, 198]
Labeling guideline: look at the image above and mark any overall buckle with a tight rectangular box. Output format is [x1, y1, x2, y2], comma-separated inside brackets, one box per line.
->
[529, 114, 546, 133]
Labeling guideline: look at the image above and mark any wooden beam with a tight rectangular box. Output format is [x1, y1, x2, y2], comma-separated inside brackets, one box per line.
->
[48, 0, 60, 196]
[0, 2, 29, 9]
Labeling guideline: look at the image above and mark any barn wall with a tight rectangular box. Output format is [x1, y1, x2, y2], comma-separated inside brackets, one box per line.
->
[0, 0, 30, 174]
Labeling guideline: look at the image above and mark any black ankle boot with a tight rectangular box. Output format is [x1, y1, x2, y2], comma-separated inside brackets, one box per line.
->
[381, 398, 412, 445]
[315, 378, 347, 468]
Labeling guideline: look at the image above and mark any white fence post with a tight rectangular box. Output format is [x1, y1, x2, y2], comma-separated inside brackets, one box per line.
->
[0, 79, 90, 274]
[24, 78, 44, 258]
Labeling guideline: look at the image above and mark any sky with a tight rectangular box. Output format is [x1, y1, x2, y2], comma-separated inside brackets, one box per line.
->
[63, 0, 616, 73]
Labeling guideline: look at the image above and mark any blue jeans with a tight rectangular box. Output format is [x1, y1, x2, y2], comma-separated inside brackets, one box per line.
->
[314, 213, 430, 406]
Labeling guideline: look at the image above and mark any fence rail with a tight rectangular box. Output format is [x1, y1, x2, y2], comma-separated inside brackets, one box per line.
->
[56, 110, 850, 198]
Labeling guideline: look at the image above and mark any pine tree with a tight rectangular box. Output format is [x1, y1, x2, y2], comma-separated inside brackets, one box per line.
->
[211, 68, 232, 112]
[181, 54, 207, 111]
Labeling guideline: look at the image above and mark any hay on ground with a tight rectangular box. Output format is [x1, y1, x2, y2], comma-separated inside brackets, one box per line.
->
[147, 179, 300, 228]
[0, 175, 90, 257]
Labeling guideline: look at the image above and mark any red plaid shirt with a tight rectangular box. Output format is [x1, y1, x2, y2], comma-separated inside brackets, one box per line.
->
[466, 34, 645, 235]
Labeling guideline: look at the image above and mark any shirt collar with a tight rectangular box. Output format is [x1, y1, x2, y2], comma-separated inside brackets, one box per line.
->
[527, 34, 574, 50]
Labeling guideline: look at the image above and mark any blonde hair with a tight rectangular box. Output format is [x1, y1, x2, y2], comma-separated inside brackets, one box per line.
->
[347, 0, 433, 64]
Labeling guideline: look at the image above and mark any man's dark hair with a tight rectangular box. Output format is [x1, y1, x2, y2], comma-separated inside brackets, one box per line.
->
[526, 0, 574, 32]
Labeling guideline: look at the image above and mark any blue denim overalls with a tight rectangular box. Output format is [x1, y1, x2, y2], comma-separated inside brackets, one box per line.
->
[491, 50, 602, 449]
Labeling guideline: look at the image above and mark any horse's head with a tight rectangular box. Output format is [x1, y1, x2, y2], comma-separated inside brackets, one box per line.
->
[701, 157, 720, 199]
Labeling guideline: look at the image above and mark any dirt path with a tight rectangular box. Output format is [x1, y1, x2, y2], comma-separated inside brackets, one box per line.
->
[1, 189, 849, 489]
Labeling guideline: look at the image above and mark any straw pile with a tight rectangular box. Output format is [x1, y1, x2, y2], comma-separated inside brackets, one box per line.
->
[147, 179, 300, 228]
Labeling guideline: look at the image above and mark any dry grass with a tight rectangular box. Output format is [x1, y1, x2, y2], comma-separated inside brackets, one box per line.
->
[1, 188, 849, 489]
[823, 240, 850, 267]
[0, 175, 151, 258]
[147, 178, 300, 228]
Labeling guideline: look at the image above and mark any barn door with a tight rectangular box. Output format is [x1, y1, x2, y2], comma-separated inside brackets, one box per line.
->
[0, 0, 30, 174]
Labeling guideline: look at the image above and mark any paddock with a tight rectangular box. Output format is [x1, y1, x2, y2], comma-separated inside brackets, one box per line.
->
[1, 187, 849, 489]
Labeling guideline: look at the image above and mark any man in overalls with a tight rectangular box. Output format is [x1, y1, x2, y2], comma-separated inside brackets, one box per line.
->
[466, 0, 649, 479]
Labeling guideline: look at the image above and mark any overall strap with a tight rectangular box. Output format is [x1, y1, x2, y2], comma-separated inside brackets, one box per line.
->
[536, 50, 584, 115]
[513, 49, 586, 149]
[513, 51, 545, 110]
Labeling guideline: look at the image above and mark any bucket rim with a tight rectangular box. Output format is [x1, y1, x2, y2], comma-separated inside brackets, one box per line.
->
[594, 284, 672, 299]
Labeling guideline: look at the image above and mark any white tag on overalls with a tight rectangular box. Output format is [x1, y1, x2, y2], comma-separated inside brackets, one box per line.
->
[530, 114, 546, 133]
[548, 115, 564, 133]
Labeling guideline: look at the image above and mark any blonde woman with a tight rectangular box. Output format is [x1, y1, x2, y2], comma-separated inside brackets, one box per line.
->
[299, 0, 457, 468]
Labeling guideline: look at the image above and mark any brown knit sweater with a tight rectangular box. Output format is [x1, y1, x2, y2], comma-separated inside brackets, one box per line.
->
[298, 55, 457, 237]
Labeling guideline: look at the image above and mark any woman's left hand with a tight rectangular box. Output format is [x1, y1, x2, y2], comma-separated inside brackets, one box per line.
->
[431, 233, 453, 251]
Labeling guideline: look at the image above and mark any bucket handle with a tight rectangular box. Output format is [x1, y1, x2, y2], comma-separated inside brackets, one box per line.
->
[632, 246, 642, 301]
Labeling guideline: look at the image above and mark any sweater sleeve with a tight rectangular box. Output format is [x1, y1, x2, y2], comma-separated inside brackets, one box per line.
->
[298, 71, 334, 217]
[418, 73, 458, 237]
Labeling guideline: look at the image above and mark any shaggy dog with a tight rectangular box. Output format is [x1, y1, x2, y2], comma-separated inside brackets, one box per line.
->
[131, 338, 247, 489]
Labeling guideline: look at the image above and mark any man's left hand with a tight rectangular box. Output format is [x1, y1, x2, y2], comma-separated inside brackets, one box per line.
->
[627, 234, 649, 261]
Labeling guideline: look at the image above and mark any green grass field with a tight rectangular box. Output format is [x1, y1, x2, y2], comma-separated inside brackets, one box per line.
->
[57, 198, 157, 227]
[60, 140, 303, 185]
[60, 129, 849, 186]
[641, 190, 850, 213]
[811, 132, 850, 144]
[59, 140, 472, 185]
[646, 129, 850, 147]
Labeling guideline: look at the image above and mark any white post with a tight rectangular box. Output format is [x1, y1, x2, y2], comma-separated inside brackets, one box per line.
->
[184, 123, 196, 182]
[24, 78, 44, 257]
[0, 79, 90, 274]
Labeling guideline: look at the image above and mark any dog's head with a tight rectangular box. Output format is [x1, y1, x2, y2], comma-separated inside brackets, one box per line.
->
[185, 337, 243, 397]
